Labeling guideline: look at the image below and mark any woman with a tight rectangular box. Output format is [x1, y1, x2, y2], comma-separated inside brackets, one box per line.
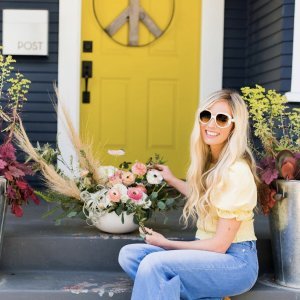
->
[118, 90, 259, 300]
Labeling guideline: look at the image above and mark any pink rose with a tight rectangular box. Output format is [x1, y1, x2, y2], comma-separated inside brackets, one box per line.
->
[136, 184, 147, 193]
[127, 187, 143, 201]
[107, 189, 121, 203]
[131, 162, 147, 176]
[122, 171, 136, 186]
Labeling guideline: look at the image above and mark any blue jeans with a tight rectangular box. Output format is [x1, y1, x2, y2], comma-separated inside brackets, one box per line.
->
[118, 241, 258, 300]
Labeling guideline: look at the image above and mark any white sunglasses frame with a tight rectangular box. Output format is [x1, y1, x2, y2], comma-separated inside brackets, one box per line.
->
[199, 109, 235, 128]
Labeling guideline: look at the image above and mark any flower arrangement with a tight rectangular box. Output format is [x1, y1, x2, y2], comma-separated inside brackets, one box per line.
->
[14, 102, 181, 229]
[82, 154, 181, 228]
[0, 47, 39, 216]
[241, 85, 300, 214]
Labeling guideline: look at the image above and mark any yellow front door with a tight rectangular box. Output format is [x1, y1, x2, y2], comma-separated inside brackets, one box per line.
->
[81, 0, 201, 178]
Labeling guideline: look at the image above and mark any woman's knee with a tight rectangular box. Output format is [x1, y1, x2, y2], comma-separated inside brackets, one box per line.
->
[137, 252, 165, 276]
[118, 243, 146, 268]
[118, 244, 135, 268]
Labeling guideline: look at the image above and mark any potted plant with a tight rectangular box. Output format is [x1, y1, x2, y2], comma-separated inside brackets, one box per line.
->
[0, 48, 39, 256]
[241, 84, 300, 288]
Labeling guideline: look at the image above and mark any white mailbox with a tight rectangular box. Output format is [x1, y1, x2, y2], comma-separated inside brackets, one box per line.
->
[2, 9, 49, 56]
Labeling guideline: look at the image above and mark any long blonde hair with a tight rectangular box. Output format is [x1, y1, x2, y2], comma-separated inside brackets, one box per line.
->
[182, 89, 259, 226]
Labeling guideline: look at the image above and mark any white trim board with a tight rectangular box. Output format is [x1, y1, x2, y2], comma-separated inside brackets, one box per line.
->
[57, 0, 82, 173]
[57, 0, 225, 163]
[285, 0, 300, 103]
[199, 0, 224, 104]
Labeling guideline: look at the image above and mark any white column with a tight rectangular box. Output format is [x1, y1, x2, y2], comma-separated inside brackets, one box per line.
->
[57, 0, 82, 173]
[285, 0, 300, 103]
[199, 0, 225, 104]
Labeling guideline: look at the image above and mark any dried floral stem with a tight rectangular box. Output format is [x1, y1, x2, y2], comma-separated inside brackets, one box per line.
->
[14, 118, 81, 200]
[54, 88, 104, 185]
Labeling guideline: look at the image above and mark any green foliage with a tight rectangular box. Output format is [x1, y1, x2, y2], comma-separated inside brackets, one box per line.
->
[0, 47, 31, 134]
[119, 161, 132, 169]
[146, 153, 167, 166]
[241, 85, 300, 157]
[35, 189, 85, 224]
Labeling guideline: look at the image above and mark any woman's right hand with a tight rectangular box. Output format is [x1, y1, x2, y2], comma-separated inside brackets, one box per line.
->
[155, 164, 176, 186]
[155, 164, 190, 197]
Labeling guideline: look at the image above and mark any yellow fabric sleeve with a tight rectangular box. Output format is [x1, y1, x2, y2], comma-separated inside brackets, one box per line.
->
[211, 160, 257, 221]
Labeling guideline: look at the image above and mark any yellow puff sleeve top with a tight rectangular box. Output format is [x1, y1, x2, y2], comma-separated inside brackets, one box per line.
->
[195, 159, 257, 243]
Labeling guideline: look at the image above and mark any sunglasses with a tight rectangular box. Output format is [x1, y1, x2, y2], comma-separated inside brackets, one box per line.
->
[199, 110, 235, 128]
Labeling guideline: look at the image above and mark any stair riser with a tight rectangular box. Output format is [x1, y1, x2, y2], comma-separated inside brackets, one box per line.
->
[0, 237, 136, 271]
[1, 236, 273, 274]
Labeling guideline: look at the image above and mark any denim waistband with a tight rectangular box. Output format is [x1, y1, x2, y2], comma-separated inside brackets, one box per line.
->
[194, 238, 257, 251]
[229, 240, 256, 251]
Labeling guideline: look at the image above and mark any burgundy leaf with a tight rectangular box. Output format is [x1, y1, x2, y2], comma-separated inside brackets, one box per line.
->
[8, 165, 25, 178]
[260, 168, 279, 185]
[260, 156, 276, 169]
[7, 185, 17, 199]
[31, 193, 40, 205]
[11, 204, 23, 217]
[0, 159, 8, 170]
[16, 180, 28, 190]
[268, 189, 277, 209]
[281, 159, 296, 179]
[0, 143, 16, 161]
[4, 171, 14, 181]
[14, 162, 35, 176]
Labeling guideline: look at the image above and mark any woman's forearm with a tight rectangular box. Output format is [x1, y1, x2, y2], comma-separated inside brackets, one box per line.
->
[163, 238, 228, 254]
[167, 177, 190, 197]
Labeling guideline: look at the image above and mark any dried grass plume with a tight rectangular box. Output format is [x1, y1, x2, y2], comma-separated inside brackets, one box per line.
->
[14, 117, 81, 200]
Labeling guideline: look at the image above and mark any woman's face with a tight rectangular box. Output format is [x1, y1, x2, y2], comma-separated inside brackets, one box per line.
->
[199, 100, 234, 149]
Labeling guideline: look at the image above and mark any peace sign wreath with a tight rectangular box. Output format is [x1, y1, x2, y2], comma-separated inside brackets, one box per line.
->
[92, 0, 176, 47]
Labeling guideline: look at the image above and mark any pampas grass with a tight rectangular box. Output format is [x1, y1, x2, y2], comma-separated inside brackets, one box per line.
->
[14, 117, 81, 201]
[54, 87, 105, 185]
[13, 87, 107, 201]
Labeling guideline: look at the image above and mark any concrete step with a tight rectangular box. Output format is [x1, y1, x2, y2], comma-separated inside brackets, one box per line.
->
[0, 271, 299, 300]
[233, 274, 300, 299]
[1, 204, 194, 271]
[1, 203, 272, 273]
[0, 270, 132, 300]
[1, 203, 295, 299]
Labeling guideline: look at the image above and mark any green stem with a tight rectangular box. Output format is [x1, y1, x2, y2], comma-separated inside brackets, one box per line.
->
[156, 182, 167, 194]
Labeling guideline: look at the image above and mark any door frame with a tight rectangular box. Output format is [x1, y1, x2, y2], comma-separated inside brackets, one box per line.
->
[58, 0, 225, 167]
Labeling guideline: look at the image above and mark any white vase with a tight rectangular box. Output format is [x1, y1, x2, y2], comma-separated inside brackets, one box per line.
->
[92, 211, 139, 234]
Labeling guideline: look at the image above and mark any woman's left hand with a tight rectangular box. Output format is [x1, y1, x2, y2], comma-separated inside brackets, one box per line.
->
[140, 227, 170, 248]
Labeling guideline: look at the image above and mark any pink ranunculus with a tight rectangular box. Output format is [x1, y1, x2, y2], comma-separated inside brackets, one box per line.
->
[108, 174, 122, 187]
[127, 187, 143, 201]
[115, 170, 123, 177]
[121, 171, 136, 186]
[131, 162, 147, 176]
[107, 188, 122, 203]
[136, 184, 147, 193]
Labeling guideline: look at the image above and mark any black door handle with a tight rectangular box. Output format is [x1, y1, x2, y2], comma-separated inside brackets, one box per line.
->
[82, 61, 92, 103]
